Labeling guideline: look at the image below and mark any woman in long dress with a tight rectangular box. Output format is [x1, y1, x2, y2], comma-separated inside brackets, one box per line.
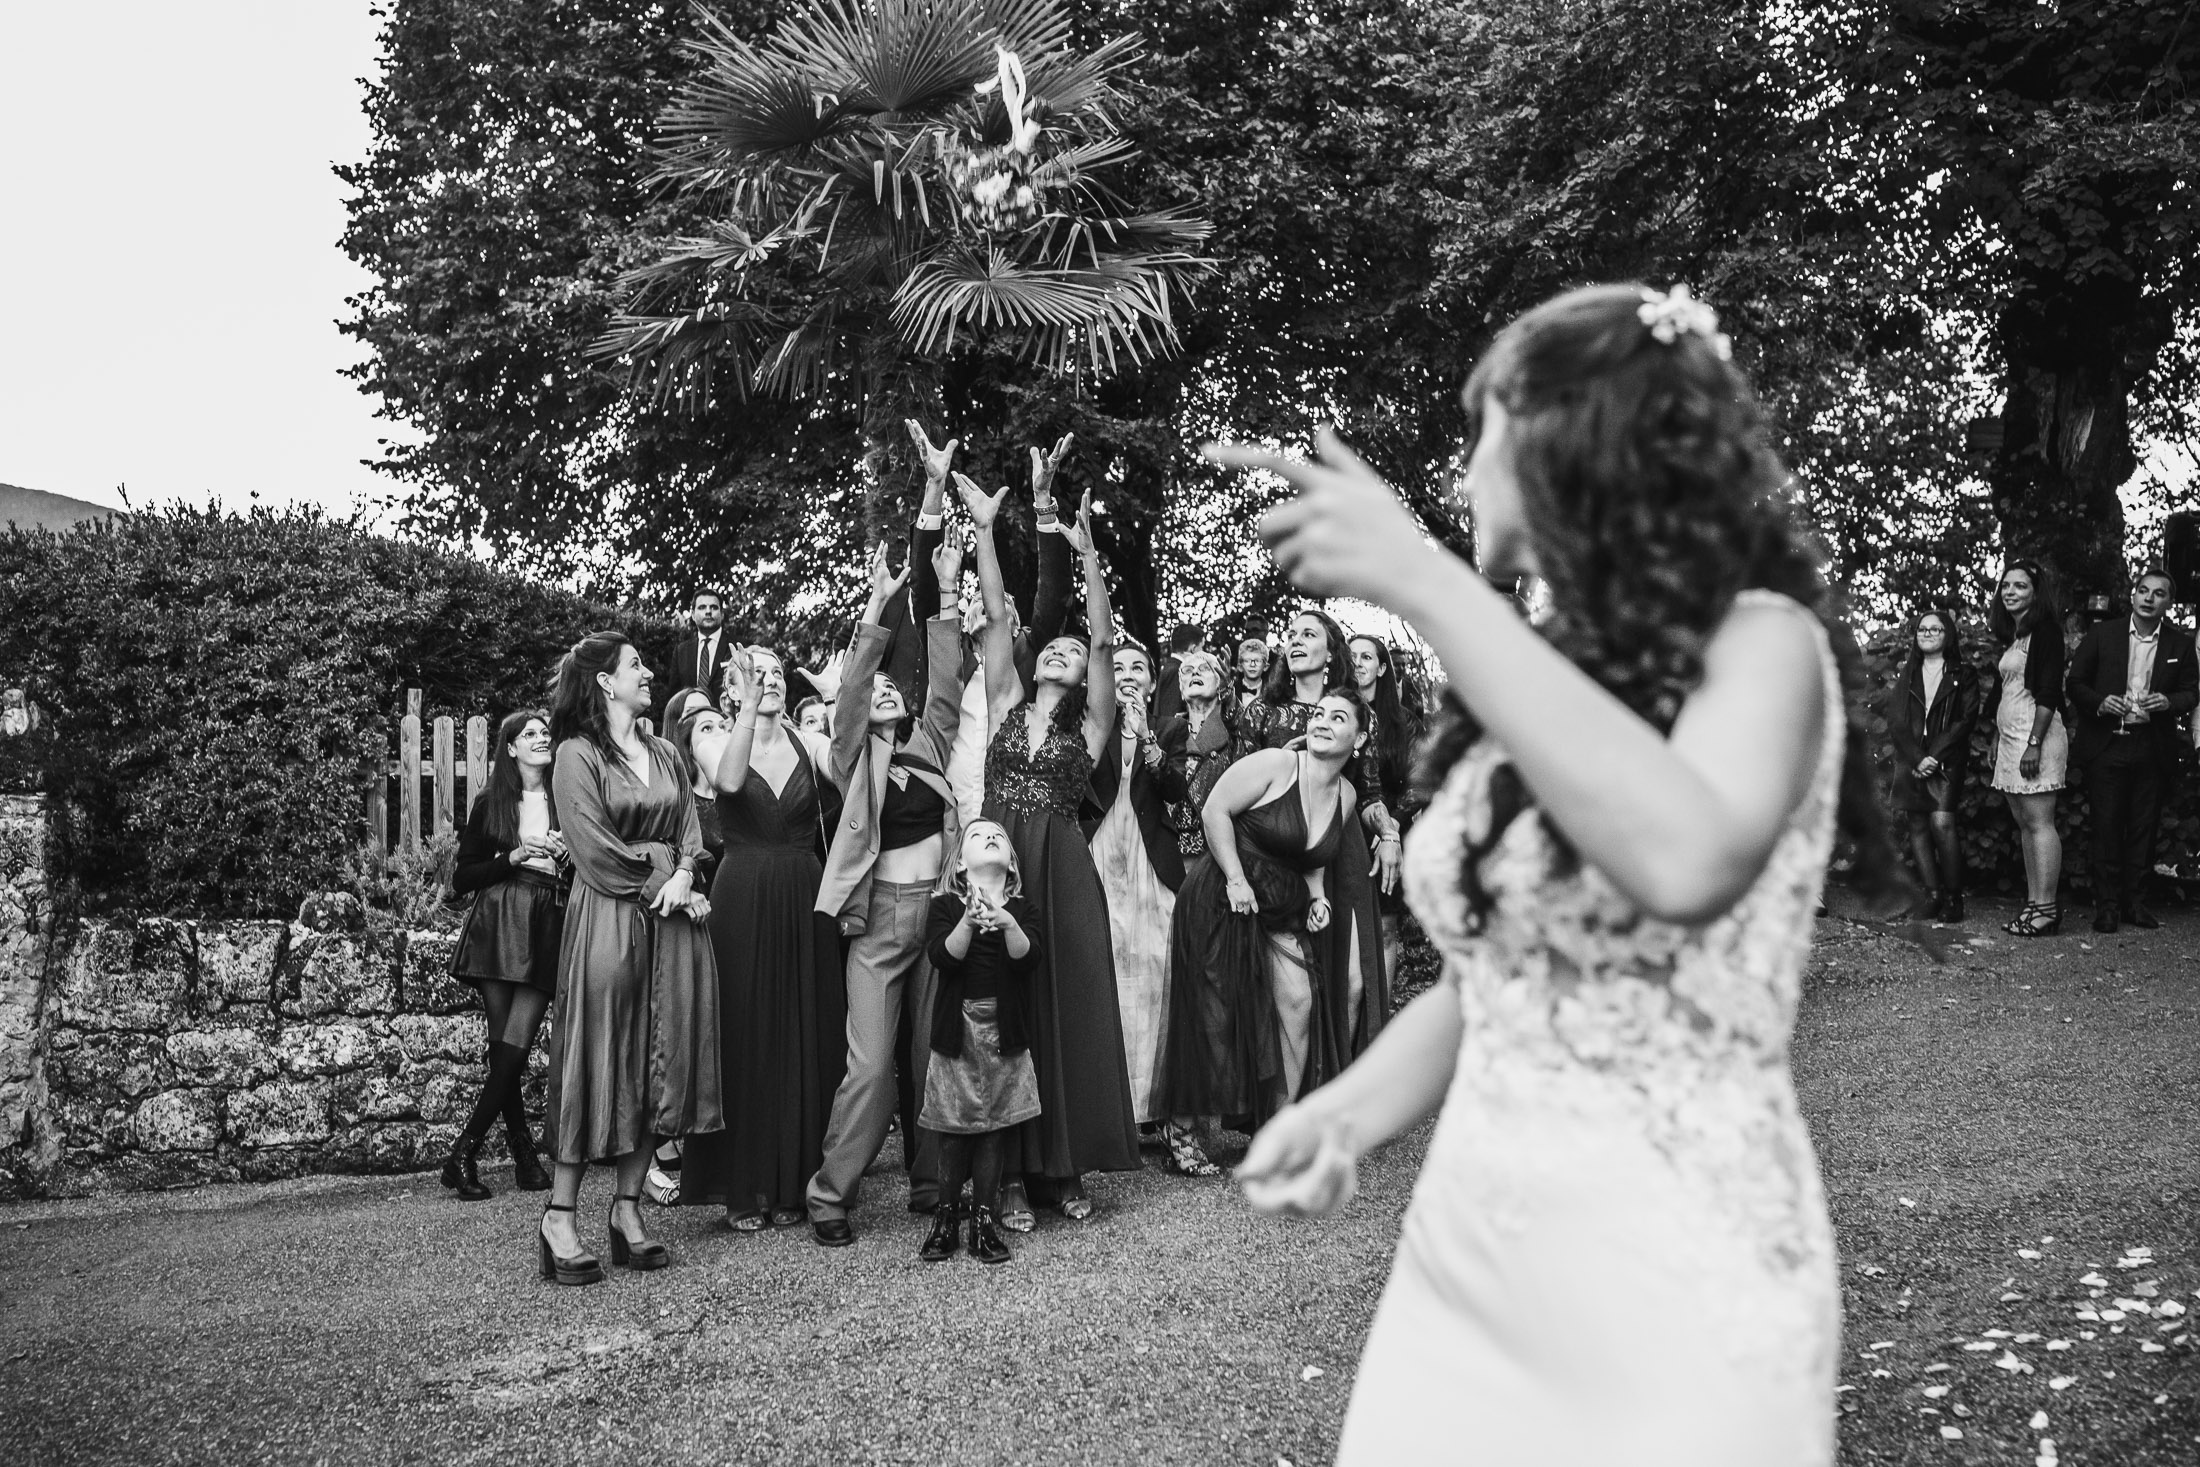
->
[540, 633, 723, 1284]
[1219, 283, 1910, 1465]
[680, 646, 847, 1230]
[1159, 692, 1368, 1173]
[1987, 560, 2069, 936]
[1082, 636, 1189, 1133]
[957, 471, 1139, 1224]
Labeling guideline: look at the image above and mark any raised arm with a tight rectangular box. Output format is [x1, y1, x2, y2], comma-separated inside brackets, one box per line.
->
[1228, 428, 1826, 927]
[1064, 493, 1117, 758]
[919, 537, 968, 747]
[1025, 434, 1074, 654]
[957, 471, 1023, 722]
[714, 651, 761, 795]
[906, 420, 956, 621]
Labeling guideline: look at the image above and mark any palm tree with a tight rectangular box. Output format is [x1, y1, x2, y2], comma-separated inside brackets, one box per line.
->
[592, 0, 1215, 534]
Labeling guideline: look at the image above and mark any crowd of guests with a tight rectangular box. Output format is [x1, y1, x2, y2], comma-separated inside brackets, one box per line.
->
[439, 425, 1432, 1283]
[1882, 561, 2195, 936]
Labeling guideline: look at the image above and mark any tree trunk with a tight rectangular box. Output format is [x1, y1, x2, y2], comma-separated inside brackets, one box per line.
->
[1989, 284, 2172, 612]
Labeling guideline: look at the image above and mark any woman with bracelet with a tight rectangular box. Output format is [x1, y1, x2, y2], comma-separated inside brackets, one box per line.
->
[680, 643, 848, 1230]
[1082, 634, 1191, 1144]
[804, 536, 968, 1244]
[1217, 284, 1909, 1463]
[442, 707, 567, 1201]
[1988, 560, 2069, 935]
[958, 472, 1139, 1224]
[540, 633, 723, 1285]
[1236, 608, 1392, 1082]
[1160, 690, 1370, 1174]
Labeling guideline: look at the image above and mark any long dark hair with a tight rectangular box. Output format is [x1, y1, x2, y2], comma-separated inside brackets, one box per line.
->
[547, 630, 634, 759]
[1262, 608, 1354, 705]
[1897, 608, 1966, 699]
[1987, 559, 2060, 647]
[481, 708, 555, 847]
[1350, 633, 1425, 797]
[1419, 282, 1907, 909]
[660, 687, 715, 789]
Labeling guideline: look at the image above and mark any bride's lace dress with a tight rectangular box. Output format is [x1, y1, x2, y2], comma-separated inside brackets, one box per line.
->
[1338, 592, 1841, 1466]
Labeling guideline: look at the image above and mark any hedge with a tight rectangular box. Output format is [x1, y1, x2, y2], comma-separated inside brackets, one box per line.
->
[0, 506, 669, 918]
[1858, 618, 2200, 899]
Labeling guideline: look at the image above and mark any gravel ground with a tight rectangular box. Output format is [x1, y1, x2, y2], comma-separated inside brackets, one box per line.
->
[2, 900, 2194, 1466]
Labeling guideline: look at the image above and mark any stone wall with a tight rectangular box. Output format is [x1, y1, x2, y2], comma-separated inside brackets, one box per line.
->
[0, 795, 540, 1199]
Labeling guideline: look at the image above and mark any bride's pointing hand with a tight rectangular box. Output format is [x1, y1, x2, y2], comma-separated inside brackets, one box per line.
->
[1207, 427, 1432, 607]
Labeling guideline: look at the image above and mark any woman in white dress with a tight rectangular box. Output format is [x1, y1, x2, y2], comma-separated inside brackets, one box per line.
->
[1987, 559, 2069, 936]
[1211, 283, 1912, 1466]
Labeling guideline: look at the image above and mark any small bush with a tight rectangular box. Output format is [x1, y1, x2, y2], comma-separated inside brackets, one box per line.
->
[0, 505, 670, 917]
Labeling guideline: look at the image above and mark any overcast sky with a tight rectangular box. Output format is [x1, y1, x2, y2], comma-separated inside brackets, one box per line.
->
[0, 4, 394, 518]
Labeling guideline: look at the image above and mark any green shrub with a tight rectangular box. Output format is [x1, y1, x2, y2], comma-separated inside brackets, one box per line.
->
[0, 505, 670, 917]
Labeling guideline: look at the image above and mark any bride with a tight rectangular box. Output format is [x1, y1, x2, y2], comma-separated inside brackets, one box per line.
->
[1215, 283, 1909, 1466]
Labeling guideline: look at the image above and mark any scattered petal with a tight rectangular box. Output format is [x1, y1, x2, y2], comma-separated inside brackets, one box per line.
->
[2041, 1236, 2055, 1244]
[1834, 1384, 1855, 1394]
[2046, 1340, 2072, 1351]
[1871, 1368, 1893, 1378]
[1857, 1264, 1887, 1277]
[2079, 1331, 2097, 1341]
[2156, 1394, 2170, 1405]
[1300, 1365, 1325, 1381]
[1952, 1403, 1972, 1417]
[1963, 1342, 1997, 1352]
[2100, 1310, 2127, 1322]
[1868, 1341, 1896, 1351]
[1900, 1196, 1917, 1207]
[1985, 1329, 2014, 1339]
[1922, 1384, 1951, 1399]
[2018, 1248, 2044, 1259]
[2141, 1342, 2166, 1354]
[2015, 1333, 2042, 1343]
[2002, 1292, 2026, 1302]
[2136, 1281, 2161, 1297]
[1940, 1426, 1963, 1440]
[2080, 1273, 2110, 1289]
[1995, 1350, 2033, 1374]
[2158, 1299, 2186, 1317]
[2030, 1411, 2049, 1429]
[2049, 1376, 2076, 1390]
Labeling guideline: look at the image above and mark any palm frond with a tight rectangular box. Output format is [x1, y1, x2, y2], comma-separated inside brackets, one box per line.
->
[891, 245, 1212, 373]
[773, 0, 997, 116]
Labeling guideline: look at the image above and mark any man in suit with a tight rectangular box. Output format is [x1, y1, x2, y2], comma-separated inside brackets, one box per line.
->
[666, 588, 735, 714]
[1150, 622, 1205, 730]
[2065, 567, 2198, 931]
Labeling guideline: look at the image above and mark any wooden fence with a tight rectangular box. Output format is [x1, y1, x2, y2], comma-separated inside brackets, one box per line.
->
[364, 690, 656, 857]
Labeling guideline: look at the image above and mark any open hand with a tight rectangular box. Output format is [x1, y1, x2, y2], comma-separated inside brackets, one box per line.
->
[905, 420, 958, 482]
[1211, 427, 1432, 607]
[1059, 489, 1100, 557]
[722, 649, 755, 711]
[953, 472, 1009, 530]
[868, 539, 910, 603]
[1372, 837, 1400, 894]
[931, 533, 966, 592]
[1238, 1104, 1359, 1218]
[1029, 432, 1074, 502]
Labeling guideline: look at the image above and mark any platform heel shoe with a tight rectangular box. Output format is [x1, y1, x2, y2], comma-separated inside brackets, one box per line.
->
[538, 1203, 605, 1286]
[440, 1132, 492, 1201]
[605, 1194, 669, 1271]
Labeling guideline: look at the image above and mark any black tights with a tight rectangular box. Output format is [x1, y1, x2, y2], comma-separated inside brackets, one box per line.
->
[461, 980, 551, 1144]
[931, 1129, 1005, 1214]
[1908, 811, 1964, 895]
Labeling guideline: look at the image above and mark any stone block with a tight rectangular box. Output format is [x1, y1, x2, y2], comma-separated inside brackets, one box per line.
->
[128, 1088, 222, 1152]
[329, 1121, 434, 1172]
[52, 1093, 128, 1154]
[199, 922, 286, 1009]
[165, 1028, 277, 1088]
[416, 1068, 469, 1125]
[329, 1071, 421, 1126]
[55, 921, 189, 1031]
[283, 929, 396, 1017]
[398, 930, 472, 1014]
[389, 1012, 484, 1064]
[274, 1021, 392, 1078]
[225, 1079, 332, 1148]
[45, 1031, 172, 1102]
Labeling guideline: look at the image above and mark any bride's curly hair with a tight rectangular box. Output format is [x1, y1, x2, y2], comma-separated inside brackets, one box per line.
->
[1417, 283, 1909, 912]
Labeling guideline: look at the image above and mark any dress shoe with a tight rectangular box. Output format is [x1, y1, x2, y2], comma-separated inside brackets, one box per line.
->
[811, 1217, 855, 1248]
[2121, 902, 2160, 929]
[507, 1123, 552, 1192]
[2091, 906, 2119, 934]
[1942, 890, 1966, 923]
[919, 1205, 961, 1262]
[967, 1205, 1012, 1265]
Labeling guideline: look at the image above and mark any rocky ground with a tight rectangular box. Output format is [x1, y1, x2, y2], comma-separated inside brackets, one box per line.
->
[1, 899, 2194, 1466]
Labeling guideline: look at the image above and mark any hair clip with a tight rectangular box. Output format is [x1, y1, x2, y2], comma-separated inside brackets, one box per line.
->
[1638, 284, 1733, 361]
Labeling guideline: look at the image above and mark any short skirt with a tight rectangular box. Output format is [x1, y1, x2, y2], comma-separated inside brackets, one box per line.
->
[451, 867, 565, 995]
[920, 999, 1041, 1135]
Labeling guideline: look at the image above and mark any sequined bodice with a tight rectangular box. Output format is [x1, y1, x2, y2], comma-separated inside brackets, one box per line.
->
[985, 702, 1094, 817]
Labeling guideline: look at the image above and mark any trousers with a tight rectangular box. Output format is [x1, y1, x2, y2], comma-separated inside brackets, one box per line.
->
[806, 878, 940, 1219]
[2085, 737, 2168, 908]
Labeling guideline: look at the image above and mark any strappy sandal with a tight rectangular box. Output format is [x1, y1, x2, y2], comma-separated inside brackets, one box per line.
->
[1161, 1123, 1223, 1178]
[725, 1209, 768, 1233]
[996, 1179, 1036, 1233]
[1053, 1181, 1096, 1222]
[2003, 902, 2062, 937]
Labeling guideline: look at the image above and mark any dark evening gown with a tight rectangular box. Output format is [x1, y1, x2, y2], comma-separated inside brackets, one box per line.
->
[1235, 700, 1389, 1081]
[681, 740, 848, 1215]
[546, 738, 723, 1164]
[1161, 769, 1346, 1124]
[984, 703, 1141, 1178]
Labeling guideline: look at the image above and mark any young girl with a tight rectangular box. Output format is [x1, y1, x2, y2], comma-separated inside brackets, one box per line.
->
[918, 819, 1042, 1265]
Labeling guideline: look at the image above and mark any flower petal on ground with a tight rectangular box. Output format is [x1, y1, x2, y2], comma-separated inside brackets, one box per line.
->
[2030, 1410, 2049, 1429]
[1923, 1384, 1950, 1399]
[2049, 1376, 2076, 1390]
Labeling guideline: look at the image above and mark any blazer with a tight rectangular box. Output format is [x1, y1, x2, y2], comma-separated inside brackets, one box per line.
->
[1079, 720, 1191, 891]
[815, 613, 965, 936]
[2064, 617, 2199, 768]
[666, 630, 736, 711]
